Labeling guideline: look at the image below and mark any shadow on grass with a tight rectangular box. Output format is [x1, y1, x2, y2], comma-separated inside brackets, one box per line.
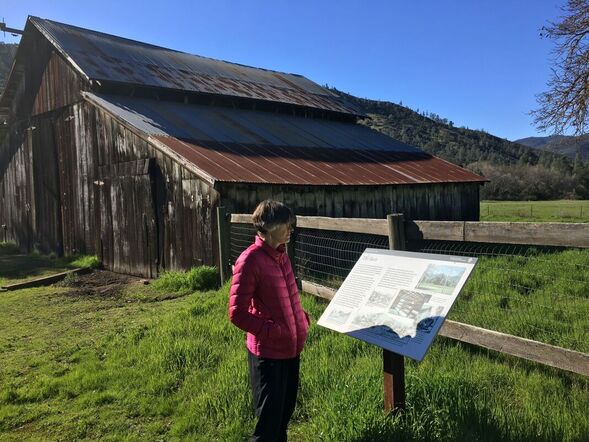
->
[350, 404, 526, 442]
[0, 254, 70, 283]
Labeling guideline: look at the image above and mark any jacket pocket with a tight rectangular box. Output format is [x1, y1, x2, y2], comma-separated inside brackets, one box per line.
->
[264, 320, 282, 340]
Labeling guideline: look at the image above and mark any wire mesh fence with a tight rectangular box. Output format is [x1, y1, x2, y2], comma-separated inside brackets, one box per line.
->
[294, 228, 389, 289]
[229, 221, 589, 354]
[229, 223, 257, 265]
[479, 201, 589, 222]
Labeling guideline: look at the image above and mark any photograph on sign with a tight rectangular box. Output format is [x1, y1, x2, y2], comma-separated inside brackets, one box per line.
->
[317, 248, 478, 361]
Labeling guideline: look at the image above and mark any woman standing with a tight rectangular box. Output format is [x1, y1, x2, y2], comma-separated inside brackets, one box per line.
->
[229, 200, 310, 442]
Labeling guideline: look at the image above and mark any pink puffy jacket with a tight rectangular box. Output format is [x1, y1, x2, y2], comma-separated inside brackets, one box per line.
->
[229, 236, 310, 359]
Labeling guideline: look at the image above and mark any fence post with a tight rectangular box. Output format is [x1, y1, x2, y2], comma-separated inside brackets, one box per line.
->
[217, 206, 231, 285]
[286, 231, 299, 289]
[384, 213, 406, 413]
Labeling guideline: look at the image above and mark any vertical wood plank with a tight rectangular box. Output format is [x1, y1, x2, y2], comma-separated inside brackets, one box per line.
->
[217, 206, 231, 285]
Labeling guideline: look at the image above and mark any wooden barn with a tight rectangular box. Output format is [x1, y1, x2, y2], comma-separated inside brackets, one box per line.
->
[0, 16, 486, 277]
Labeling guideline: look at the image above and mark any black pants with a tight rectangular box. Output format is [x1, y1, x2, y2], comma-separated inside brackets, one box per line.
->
[248, 350, 300, 442]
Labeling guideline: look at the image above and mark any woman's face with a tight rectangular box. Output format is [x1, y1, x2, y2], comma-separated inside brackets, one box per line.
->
[267, 222, 294, 246]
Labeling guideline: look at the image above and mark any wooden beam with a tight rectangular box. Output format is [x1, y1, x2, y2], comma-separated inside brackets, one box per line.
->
[300, 279, 589, 377]
[301, 280, 336, 300]
[234, 214, 589, 248]
[230, 213, 253, 224]
[297, 216, 388, 235]
[439, 320, 589, 377]
[1, 268, 91, 291]
[231, 214, 388, 235]
[405, 221, 465, 242]
[407, 221, 589, 248]
[0, 23, 23, 35]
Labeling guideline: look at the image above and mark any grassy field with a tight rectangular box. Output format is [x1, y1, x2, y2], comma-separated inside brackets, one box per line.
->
[452, 248, 589, 353]
[480, 200, 589, 222]
[1, 255, 588, 441]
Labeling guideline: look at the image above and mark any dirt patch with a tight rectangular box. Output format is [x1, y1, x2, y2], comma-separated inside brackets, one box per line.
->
[58, 270, 141, 298]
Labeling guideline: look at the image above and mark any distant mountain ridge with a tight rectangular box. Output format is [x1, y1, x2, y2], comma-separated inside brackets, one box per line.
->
[516, 135, 589, 161]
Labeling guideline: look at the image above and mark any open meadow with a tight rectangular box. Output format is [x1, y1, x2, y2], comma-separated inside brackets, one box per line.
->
[0, 251, 588, 441]
[480, 200, 589, 222]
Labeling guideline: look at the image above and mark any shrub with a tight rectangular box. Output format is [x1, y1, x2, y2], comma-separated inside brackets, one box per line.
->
[153, 266, 218, 292]
[69, 255, 101, 269]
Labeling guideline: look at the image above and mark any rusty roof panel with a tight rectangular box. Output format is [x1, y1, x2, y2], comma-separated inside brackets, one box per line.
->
[85, 93, 419, 152]
[153, 138, 486, 185]
[84, 93, 487, 186]
[30, 16, 362, 116]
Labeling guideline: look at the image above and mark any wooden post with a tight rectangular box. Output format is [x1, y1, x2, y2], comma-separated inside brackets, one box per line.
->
[384, 213, 406, 413]
[383, 348, 405, 412]
[217, 206, 231, 285]
[286, 231, 298, 289]
[387, 213, 406, 250]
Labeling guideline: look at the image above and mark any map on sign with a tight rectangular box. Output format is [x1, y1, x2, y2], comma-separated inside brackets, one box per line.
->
[317, 249, 478, 361]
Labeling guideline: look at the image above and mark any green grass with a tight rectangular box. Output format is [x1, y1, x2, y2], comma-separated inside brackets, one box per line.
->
[480, 200, 589, 222]
[0, 256, 587, 441]
[152, 266, 218, 292]
[452, 248, 589, 353]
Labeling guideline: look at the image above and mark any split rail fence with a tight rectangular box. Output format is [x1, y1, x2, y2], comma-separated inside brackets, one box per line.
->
[218, 209, 589, 409]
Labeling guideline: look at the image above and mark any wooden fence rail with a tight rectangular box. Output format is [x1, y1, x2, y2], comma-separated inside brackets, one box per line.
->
[227, 213, 589, 377]
[230, 214, 589, 248]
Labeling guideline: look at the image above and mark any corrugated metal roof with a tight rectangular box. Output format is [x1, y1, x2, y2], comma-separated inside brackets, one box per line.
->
[85, 93, 487, 186]
[30, 16, 362, 116]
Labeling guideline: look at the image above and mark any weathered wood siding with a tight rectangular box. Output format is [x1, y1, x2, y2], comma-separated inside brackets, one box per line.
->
[0, 106, 94, 254]
[53, 104, 97, 255]
[0, 28, 88, 253]
[218, 182, 480, 221]
[32, 51, 85, 116]
[0, 99, 220, 276]
[4, 33, 51, 120]
[0, 129, 35, 249]
[92, 105, 219, 273]
[98, 159, 158, 277]
[30, 115, 62, 253]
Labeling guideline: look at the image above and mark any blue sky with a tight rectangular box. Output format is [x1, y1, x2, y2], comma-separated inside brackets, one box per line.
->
[2, 0, 567, 141]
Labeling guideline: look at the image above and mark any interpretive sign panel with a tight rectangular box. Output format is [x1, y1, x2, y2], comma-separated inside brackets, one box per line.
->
[317, 248, 478, 361]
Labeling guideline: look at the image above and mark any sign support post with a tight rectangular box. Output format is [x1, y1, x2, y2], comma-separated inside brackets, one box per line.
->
[384, 213, 406, 413]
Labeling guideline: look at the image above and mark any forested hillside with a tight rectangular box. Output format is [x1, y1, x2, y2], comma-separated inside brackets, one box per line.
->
[336, 89, 570, 169]
[335, 90, 588, 199]
[0, 43, 17, 93]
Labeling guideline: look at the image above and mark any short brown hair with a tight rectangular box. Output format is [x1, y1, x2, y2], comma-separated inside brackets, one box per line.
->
[252, 200, 295, 234]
